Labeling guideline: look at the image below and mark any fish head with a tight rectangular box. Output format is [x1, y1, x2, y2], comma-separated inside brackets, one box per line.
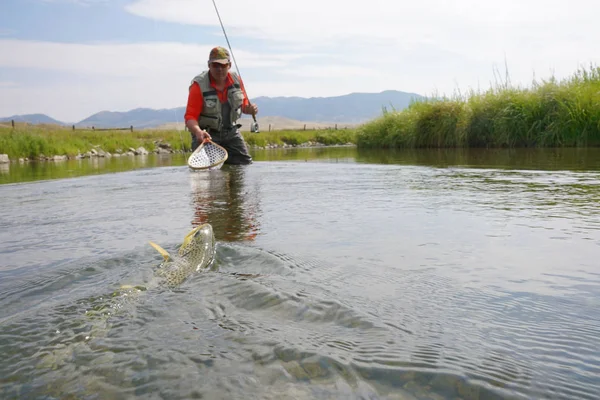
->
[149, 223, 216, 287]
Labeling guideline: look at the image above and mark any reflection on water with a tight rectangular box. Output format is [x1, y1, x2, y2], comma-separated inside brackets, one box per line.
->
[0, 148, 599, 400]
[189, 166, 261, 242]
[354, 147, 600, 171]
[3, 147, 600, 186]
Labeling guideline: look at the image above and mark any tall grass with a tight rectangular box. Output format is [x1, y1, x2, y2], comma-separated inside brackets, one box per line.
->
[357, 66, 600, 148]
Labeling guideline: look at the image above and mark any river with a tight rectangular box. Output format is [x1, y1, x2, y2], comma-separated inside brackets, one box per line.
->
[1, 147, 599, 399]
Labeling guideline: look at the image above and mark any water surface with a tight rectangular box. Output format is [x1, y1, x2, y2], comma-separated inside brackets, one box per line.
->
[1, 148, 599, 400]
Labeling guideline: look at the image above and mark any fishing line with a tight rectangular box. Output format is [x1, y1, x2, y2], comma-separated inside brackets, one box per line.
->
[210, 0, 259, 132]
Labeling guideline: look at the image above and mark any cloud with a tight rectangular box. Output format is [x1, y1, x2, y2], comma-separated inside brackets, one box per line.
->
[0, 39, 299, 78]
[0, 39, 364, 121]
[38, 0, 109, 4]
[124, 0, 600, 76]
[0, 81, 19, 88]
[2, 0, 600, 121]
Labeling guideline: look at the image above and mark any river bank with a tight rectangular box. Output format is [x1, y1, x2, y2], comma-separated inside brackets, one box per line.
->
[0, 125, 357, 162]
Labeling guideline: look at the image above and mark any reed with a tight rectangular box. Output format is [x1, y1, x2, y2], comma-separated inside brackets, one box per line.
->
[357, 65, 600, 148]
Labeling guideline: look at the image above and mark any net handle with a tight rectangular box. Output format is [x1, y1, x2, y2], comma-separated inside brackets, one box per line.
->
[187, 139, 228, 170]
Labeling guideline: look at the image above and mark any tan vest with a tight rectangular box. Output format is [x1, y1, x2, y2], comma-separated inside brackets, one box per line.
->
[190, 71, 245, 131]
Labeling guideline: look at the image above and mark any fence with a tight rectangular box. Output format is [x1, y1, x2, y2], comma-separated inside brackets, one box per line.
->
[6, 119, 352, 132]
[7, 120, 134, 132]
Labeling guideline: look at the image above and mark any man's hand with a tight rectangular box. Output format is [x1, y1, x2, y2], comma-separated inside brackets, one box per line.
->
[195, 128, 211, 142]
[186, 119, 211, 142]
[243, 103, 258, 116]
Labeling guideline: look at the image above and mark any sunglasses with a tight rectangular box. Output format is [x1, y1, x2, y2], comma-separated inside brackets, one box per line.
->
[210, 62, 230, 69]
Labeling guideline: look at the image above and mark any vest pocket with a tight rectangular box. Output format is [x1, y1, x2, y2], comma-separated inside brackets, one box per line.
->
[199, 114, 220, 130]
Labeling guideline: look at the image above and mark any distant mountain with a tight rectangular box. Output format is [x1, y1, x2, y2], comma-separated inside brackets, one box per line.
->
[0, 114, 66, 125]
[252, 90, 424, 123]
[76, 107, 186, 129]
[1, 90, 424, 128]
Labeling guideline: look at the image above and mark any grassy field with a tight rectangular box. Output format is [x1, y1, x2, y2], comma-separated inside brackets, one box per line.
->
[0, 124, 357, 159]
[357, 66, 600, 148]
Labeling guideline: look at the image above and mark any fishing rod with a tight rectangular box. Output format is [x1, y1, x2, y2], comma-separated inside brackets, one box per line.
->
[211, 0, 259, 133]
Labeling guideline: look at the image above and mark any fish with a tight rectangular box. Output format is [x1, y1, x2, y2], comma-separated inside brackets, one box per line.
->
[147, 222, 216, 287]
[37, 224, 216, 372]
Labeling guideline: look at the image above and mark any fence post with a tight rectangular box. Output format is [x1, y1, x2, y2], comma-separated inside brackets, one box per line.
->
[335, 124, 337, 130]
[92, 126, 95, 131]
[130, 125, 133, 132]
[269, 124, 271, 132]
[72, 125, 75, 131]
[303, 124, 306, 131]
[11, 119, 14, 128]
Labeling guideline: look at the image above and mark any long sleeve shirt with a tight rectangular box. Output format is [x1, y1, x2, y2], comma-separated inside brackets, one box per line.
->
[184, 73, 250, 122]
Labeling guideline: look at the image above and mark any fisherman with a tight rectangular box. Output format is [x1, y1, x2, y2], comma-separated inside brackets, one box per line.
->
[184, 46, 258, 165]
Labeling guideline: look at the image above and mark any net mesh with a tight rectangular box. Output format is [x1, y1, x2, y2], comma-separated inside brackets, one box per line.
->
[188, 141, 228, 170]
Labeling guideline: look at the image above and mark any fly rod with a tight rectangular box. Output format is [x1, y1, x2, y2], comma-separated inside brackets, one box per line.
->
[211, 0, 259, 133]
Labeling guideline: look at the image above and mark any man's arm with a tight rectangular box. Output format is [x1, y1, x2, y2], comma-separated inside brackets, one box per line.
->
[238, 76, 258, 116]
[185, 82, 211, 141]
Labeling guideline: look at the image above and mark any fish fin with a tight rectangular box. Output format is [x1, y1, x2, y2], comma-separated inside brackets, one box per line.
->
[149, 241, 170, 261]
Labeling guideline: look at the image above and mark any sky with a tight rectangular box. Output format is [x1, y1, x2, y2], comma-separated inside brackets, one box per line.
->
[1, 0, 599, 122]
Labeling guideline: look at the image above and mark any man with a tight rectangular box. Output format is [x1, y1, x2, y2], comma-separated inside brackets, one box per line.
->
[184, 46, 258, 165]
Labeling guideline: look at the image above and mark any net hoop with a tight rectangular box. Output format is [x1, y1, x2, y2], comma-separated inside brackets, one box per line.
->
[187, 140, 228, 170]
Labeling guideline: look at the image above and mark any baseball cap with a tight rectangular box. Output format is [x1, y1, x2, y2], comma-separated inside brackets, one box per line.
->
[208, 46, 230, 64]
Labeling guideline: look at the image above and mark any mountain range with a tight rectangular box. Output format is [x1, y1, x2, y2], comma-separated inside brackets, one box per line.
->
[0, 90, 424, 129]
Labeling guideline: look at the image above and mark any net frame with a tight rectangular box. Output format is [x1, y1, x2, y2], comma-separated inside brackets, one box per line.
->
[187, 140, 229, 170]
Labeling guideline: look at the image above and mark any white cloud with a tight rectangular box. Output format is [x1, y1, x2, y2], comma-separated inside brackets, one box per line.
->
[0, 81, 19, 88]
[0, 39, 296, 78]
[1, 0, 600, 121]
[123, 0, 600, 95]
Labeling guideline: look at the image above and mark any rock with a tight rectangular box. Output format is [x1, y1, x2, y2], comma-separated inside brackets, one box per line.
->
[157, 147, 171, 154]
[0, 154, 9, 164]
[135, 147, 148, 155]
[52, 155, 68, 162]
[112, 153, 121, 158]
[90, 149, 98, 156]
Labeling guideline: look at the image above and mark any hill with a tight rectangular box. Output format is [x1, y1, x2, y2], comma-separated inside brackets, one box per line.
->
[251, 90, 423, 123]
[0, 114, 66, 125]
[1, 90, 424, 129]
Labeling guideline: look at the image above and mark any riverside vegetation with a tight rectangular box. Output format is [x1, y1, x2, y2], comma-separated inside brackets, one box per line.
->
[0, 124, 357, 161]
[1, 66, 599, 161]
[358, 66, 600, 148]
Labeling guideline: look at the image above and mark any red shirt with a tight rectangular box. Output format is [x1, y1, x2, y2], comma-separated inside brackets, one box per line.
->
[184, 73, 250, 122]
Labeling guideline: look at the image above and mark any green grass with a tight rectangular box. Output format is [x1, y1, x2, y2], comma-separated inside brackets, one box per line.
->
[242, 128, 357, 147]
[0, 127, 191, 159]
[357, 65, 600, 148]
[0, 125, 358, 160]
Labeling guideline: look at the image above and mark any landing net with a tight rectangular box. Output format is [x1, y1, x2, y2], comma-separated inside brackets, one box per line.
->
[187, 140, 228, 170]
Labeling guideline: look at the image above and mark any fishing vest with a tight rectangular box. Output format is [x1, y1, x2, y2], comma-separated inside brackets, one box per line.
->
[190, 71, 245, 132]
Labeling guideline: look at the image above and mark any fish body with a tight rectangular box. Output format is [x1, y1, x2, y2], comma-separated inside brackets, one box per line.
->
[148, 223, 216, 287]
[36, 224, 216, 373]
